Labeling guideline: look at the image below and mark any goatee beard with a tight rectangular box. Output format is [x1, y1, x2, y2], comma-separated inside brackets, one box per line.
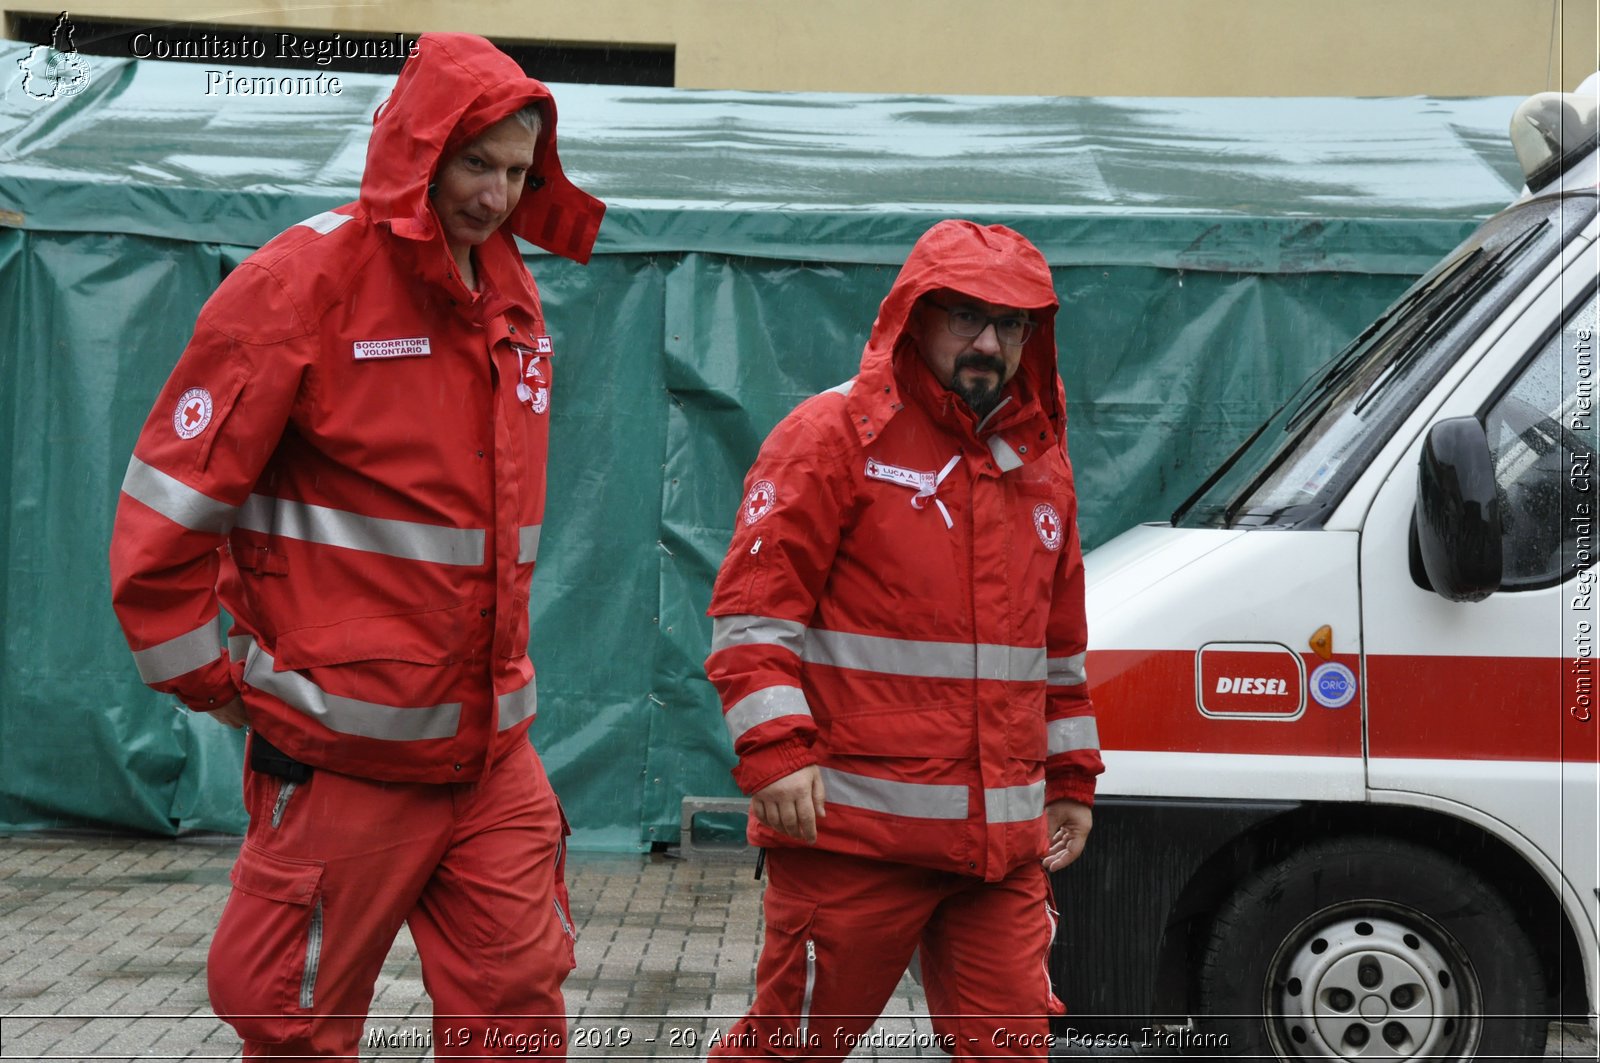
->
[949, 354, 1006, 418]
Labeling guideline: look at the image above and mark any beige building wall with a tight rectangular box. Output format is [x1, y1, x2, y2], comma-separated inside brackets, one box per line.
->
[18, 0, 1600, 95]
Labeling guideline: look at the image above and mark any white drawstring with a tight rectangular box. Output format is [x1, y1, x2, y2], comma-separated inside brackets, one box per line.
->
[909, 455, 961, 530]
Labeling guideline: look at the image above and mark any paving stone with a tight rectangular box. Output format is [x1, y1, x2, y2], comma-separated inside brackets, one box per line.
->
[1, 835, 1591, 1060]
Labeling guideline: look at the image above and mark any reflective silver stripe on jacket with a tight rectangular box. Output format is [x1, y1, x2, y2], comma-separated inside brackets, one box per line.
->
[132, 618, 223, 683]
[239, 638, 461, 741]
[121, 456, 238, 534]
[724, 685, 811, 743]
[711, 615, 807, 658]
[518, 524, 542, 565]
[804, 629, 1046, 683]
[497, 675, 538, 731]
[985, 780, 1045, 824]
[818, 768, 967, 820]
[1048, 716, 1100, 756]
[1047, 653, 1087, 686]
[235, 495, 485, 566]
[986, 435, 1024, 472]
[297, 210, 353, 234]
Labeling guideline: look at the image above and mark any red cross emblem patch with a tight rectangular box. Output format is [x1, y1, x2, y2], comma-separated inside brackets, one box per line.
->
[743, 479, 777, 525]
[172, 387, 213, 440]
[1032, 502, 1063, 551]
[515, 347, 549, 414]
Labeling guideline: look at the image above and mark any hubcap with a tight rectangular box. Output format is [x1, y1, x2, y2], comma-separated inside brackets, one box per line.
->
[1264, 903, 1482, 1059]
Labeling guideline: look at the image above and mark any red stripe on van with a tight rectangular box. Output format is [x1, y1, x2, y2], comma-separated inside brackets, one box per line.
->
[1089, 648, 1360, 757]
[1089, 648, 1600, 763]
[1367, 654, 1599, 763]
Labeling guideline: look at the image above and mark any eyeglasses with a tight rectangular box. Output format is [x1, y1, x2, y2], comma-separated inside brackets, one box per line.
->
[924, 300, 1035, 345]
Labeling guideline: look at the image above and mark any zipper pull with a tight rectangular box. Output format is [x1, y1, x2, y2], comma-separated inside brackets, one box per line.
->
[749, 536, 762, 556]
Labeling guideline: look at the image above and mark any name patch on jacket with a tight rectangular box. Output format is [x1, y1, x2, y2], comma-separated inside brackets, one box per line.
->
[865, 458, 937, 495]
[353, 337, 432, 360]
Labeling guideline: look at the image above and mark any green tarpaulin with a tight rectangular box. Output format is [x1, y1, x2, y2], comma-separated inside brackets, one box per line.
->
[0, 41, 1525, 846]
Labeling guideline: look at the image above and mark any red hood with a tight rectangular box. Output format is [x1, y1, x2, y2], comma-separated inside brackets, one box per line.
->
[847, 219, 1063, 444]
[361, 33, 605, 264]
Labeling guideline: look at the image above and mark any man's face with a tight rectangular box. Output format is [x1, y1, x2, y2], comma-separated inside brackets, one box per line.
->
[912, 291, 1031, 418]
[432, 114, 539, 257]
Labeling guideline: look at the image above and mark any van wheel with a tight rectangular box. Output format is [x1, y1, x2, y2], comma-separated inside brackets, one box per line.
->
[1195, 838, 1546, 1060]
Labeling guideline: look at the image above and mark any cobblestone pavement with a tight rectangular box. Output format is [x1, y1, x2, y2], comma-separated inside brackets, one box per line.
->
[0, 834, 932, 1061]
[0, 834, 1594, 1060]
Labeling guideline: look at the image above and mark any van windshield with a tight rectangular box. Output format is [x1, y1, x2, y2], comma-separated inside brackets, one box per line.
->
[1172, 193, 1597, 530]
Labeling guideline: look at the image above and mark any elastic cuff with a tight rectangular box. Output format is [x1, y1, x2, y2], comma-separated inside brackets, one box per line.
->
[733, 737, 818, 795]
[178, 682, 240, 714]
[1047, 774, 1097, 808]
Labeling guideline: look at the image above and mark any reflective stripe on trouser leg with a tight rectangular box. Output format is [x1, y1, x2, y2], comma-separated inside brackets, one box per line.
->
[707, 848, 947, 1061]
[213, 758, 457, 1058]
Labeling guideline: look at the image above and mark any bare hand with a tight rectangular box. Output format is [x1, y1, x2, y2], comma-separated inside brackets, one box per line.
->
[752, 766, 826, 844]
[206, 696, 248, 729]
[1043, 799, 1092, 872]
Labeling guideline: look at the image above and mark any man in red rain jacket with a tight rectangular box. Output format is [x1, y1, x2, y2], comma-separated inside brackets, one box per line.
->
[108, 34, 603, 1060]
[705, 220, 1103, 1059]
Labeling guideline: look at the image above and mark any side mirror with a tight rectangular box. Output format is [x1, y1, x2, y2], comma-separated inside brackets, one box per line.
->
[1412, 417, 1502, 602]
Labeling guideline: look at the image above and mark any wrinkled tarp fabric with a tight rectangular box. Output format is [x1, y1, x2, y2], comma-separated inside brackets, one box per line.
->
[0, 43, 1519, 845]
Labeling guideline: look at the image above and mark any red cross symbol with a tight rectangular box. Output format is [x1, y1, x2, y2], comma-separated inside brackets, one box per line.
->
[743, 480, 777, 525]
[183, 401, 204, 428]
[1039, 512, 1058, 539]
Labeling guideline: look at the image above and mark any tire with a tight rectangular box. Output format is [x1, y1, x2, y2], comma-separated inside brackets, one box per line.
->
[1195, 837, 1547, 1061]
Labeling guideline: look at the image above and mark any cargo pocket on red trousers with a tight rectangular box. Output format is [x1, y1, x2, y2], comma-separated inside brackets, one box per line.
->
[208, 843, 326, 1044]
[759, 892, 822, 1056]
[553, 799, 577, 972]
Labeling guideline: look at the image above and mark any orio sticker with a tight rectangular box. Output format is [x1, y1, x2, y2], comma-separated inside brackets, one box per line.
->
[743, 479, 777, 526]
[1310, 661, 1357, 709]
[173, 387, 213, 440]
[1032, 502, 1063, 551]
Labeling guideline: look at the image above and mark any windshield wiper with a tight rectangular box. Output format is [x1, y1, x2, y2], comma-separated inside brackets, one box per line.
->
[1199, 249, 1494, 529]
[1353, 222, 1545, 416]
[1170, 414, 1276, 525]
[1166, 283, 1431, 528]
[1285, 247, 1486, 435]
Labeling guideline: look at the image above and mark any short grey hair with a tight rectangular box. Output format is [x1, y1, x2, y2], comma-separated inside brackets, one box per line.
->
[512, 104, 542, 135]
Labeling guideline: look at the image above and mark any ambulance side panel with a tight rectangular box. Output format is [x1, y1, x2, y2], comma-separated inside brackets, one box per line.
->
[1050, 204, 1599, 1033]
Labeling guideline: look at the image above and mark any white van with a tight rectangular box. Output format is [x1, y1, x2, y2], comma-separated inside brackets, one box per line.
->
[1053, 82, 1599, 1060]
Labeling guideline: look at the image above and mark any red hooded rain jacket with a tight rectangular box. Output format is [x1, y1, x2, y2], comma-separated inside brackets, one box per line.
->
[109, 34, 604, 783]
[705, 221, 1103, 882]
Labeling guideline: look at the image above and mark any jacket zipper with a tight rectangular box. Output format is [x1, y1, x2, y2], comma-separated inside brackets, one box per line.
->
[270, 780, 299, 829]
[299, 897, 323, 1008]
[799, 938, 817, 1044]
